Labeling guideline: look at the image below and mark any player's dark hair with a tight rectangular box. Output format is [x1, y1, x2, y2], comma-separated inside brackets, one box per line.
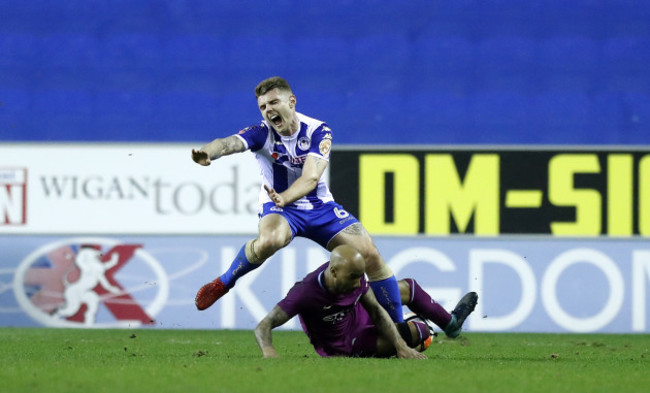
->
[255, 76, 292, 98]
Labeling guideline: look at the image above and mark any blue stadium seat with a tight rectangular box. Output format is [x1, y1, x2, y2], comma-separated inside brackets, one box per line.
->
[287, 37, 349, 71]
[538, 37, 598, 73]
[408, 35, 474, 92]
[38, 34, 100, 68]
[537, 36, 599, 91]
[0, 88, 30, 138]
[163, 35, 228, 70]
[95, 90, 155, 135]
[155, 91, 211, 124]
[227, 36, 287, 71]
[455, 91, 535, 143]
[584, 92, 648, 144]
[620, 93, 650, 142]
[0, 34, 38, 67]
[406, 91, 470, 137]
[589, 93, 623, 139]
[0, 88, 29, 114]
[477, 36, 536, 73]
[341, 92, 407, 143]
[477, 36, 536, 91]
[297, 91, 346, 125]
[603, 37, 650, 74]
[412, 36, 474, 73]
[351, 35, 410, 72]
[101, 34, 163, 69]
[1, 1, 649, 144]
[154, 90, 259, 141]
[529, 91, 592, 143]
[602, 37, 650, 94]
[97, 69, 158, 91]
[31, 89, 93, 116]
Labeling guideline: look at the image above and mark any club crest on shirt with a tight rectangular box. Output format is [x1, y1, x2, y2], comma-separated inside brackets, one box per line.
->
[298, 136, 311, 151]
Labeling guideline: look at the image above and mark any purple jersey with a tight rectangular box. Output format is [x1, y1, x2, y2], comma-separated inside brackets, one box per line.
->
[235, 112, 334, 210]
[277, 263, 375, 357]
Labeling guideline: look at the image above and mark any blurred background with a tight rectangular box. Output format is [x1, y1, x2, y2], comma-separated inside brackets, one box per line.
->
[1, 0, 648, 145]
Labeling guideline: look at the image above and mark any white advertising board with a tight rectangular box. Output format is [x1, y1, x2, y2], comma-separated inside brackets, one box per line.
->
[1, 235, 648, 333]
[0, 143, 264, 234]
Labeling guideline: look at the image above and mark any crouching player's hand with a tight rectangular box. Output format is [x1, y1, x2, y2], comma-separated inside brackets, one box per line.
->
[396, 344, 427, 359]
[261, 346, 279, 358]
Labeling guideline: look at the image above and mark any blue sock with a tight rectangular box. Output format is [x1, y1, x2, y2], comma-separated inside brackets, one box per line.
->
[219, 244, 261, 289]
[369, 276, 404, 323]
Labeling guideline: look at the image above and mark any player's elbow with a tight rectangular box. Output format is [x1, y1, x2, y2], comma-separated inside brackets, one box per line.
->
[302, 174, 319, 190]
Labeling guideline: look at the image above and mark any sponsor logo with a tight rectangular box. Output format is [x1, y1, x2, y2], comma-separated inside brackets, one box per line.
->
[0, 168, 27, 225]
[289, 156, 306, 165]
[13, 238, 169, 327]
[349, 150, 650, 236]
[322, 310, 346, 323]
[36, 168, 260, 218]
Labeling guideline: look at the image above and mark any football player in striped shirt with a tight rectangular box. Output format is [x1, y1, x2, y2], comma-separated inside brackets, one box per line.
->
[193, 76, 406, 323]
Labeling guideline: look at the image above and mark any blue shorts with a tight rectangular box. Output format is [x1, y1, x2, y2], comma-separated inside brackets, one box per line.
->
[259, 201, 359, 249]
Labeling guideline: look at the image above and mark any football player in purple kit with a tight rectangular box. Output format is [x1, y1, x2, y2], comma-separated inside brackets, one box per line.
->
[254, 245, 478, 358]
[192, 76, 408, 323]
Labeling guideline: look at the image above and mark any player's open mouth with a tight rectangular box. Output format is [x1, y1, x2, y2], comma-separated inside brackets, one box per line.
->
[270, 114, 282, 127]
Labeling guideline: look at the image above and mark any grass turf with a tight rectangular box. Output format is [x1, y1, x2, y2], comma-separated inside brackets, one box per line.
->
[1, 328, 648, 393]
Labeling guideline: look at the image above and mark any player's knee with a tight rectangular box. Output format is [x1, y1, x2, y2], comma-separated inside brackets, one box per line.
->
[359, 243, 382, 268]
[365, 250, 393, 281]
[256, 230, 290, 257]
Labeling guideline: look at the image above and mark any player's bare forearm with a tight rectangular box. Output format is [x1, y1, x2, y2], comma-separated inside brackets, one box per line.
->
[267, 155, 327, 206]
[193, 135, 245, 165]
[362, 291, 426, 359]
[276, 176, 318, 206]
[362, 291, 401, 343]
[254, 319, 276, 357]
[368, 302, 402, 346]
[205, 135, 245, 158]
[254, 306, 291, 358]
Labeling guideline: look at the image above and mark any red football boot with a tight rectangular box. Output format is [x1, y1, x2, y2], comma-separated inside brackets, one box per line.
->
[195, 277, 229, 310]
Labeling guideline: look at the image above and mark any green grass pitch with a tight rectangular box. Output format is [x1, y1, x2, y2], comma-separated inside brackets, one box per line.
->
[1, 328, 648, 393]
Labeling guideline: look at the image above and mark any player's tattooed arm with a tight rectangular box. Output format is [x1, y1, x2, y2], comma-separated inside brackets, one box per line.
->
[254, 305, 291, 358]
[361, 289, 427, 359]
[192, 135, 246, 166]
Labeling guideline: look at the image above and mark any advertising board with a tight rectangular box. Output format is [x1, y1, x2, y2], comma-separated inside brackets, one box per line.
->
[0, 144, 262, 234]
[330, 147, 650, 236]
[1, 235, 648, 333]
